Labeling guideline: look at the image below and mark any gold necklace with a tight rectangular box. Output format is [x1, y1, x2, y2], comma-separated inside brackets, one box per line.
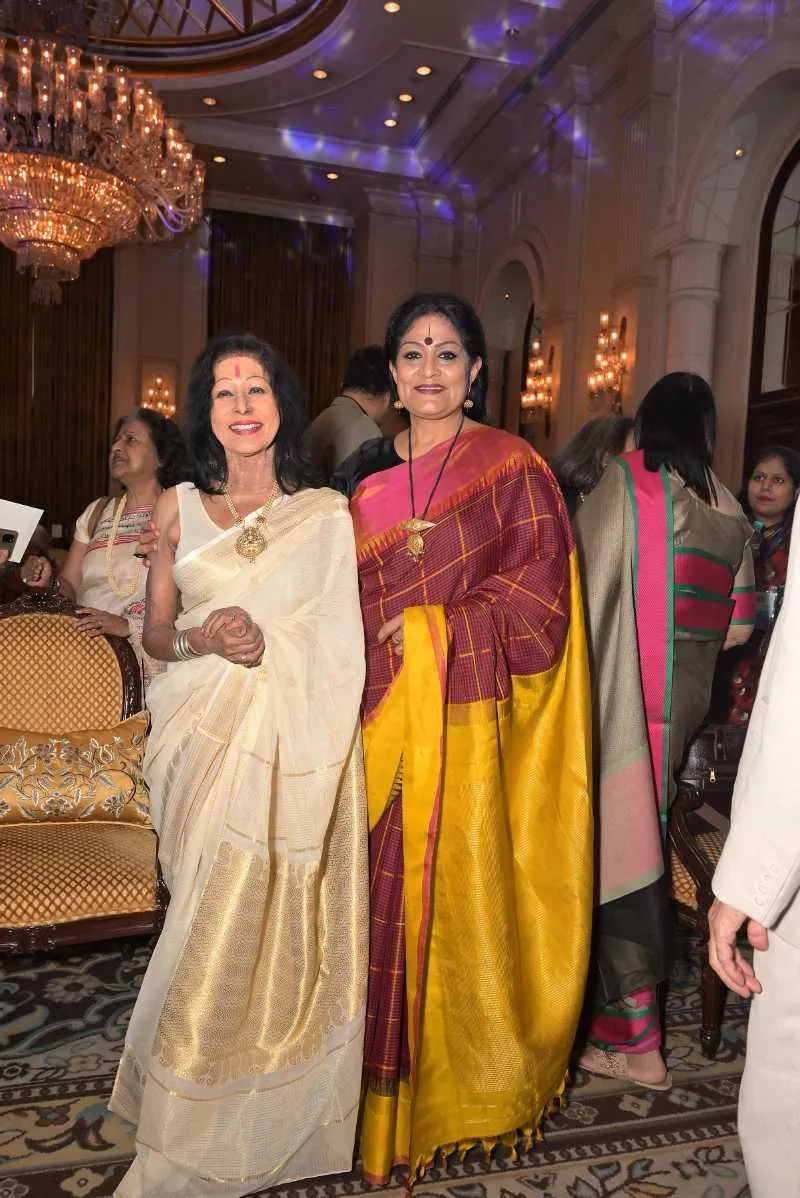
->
[222, 483, 280, 562]
[105, 495, 145, 599]
[399, 414, 465, 561]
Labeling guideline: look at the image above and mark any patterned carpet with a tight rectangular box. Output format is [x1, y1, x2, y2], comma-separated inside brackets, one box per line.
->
[0, 936, 751, 1198]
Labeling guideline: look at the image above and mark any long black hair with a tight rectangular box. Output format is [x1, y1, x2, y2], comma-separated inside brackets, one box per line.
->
[184, 332, 318, 495]
[634, 372, 717, 505]
[552, 414, 635, 495]
[384, 292, 489, 422]
[112, 408, 191, 490]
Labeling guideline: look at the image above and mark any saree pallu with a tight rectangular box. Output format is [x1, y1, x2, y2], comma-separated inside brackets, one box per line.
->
[352, 425, 594, 1182]
[574, 454, 754, 1025]
[110, 488, 369, 1198]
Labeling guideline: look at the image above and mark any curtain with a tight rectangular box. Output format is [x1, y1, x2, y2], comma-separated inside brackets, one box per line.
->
[208, 209, 352, 418]
[0, 245, 113, 530]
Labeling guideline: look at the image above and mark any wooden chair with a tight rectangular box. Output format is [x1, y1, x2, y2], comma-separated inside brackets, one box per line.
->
[668, 723, 746, 1058]
[0, 589, 168, 953]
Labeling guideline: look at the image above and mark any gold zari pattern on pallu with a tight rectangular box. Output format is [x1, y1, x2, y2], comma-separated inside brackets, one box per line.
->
[0, 822, 158, 925]
[0, 614, 123, 731]
[109, 486, 369, 1197]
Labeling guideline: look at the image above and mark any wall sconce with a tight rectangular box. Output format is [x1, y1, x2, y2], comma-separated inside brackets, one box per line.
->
[521, 337, 554, 436]
[142, 376, 176, 419]
[587, 311, 628, 414]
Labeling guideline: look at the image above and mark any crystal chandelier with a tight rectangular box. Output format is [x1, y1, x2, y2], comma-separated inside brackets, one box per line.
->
[143, 374, 175, 418]
[521, 336, 554, 435]
[0, 6, 205, 302]
[587, 311, 628, 414]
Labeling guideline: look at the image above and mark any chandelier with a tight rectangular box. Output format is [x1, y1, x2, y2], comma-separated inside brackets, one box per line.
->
[143, 374, 175, 419]
[0, 4, 205, 302]
[587, 311, 628, 414]
[521, 336, 554, 435]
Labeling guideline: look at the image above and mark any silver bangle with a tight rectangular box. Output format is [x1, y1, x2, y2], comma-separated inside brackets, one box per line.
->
[172, 629, 200, 661]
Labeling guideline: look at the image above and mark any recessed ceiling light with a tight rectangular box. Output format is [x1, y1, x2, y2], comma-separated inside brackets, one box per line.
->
[312, 68, 329, 80]
[415, 65, 432, 76]
[384, 1, 400, 10]
[734, 145, 746, 158]
[398, 92, 413, 103]
[202, 96, 217, 107]
[505, 25, 520, 37]
[325, 171, 339, 180]
[212, 154, 227, 164]
[384, 117, 398, 128]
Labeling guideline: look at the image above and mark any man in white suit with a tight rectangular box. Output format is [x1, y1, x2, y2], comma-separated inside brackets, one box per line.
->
[709, 502, 800, 1198]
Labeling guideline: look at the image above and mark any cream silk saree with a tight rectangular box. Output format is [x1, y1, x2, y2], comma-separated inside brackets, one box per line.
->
[110, 487, 368, 1198]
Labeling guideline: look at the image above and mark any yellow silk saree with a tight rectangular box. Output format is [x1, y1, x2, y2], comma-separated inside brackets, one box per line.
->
[110, 486, 369, 1198]
[349, 426, 594, 1182]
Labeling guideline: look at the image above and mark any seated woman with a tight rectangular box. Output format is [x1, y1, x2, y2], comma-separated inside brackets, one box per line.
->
[21, 408, 189, 686]
[110, 333, 368, 1198]
[720, 445, 800, 724]
[336, 293, 594, 1184]
[551, 413, 635, 516]
[574, 372, 755, 1090]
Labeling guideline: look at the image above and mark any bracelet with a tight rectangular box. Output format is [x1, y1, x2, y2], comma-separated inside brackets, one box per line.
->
[172, 629, 201, 661]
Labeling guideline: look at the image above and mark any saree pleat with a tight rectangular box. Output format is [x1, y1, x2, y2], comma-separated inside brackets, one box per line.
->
[110, 488, 369, 1198]
[352, 427, 594, 1182]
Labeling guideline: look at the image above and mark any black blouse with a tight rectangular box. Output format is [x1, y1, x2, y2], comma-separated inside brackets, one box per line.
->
[331, 436, 404, 499]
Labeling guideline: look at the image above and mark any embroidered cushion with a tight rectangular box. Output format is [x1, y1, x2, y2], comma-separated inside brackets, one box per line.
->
[0, 712, 151, 825]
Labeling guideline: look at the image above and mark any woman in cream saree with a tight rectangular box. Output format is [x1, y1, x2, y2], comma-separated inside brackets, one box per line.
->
[110, 334, 368, 1198]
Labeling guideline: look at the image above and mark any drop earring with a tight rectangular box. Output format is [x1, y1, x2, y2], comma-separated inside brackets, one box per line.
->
[463, 384, 474, 411]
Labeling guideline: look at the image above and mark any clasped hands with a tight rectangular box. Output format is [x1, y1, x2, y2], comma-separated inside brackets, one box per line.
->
[196, 606, 265, 668]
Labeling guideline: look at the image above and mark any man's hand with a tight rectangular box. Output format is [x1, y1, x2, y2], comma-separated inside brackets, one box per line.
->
[708, 898, 768, 997]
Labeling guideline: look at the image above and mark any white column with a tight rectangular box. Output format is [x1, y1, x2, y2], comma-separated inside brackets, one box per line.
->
[665, 240, 725, 382]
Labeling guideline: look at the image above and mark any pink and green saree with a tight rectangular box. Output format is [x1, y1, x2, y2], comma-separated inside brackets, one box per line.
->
[574, 451, 754, 1052]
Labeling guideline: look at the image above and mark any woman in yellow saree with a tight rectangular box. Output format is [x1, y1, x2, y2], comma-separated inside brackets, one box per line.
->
[110, 334, 369, 1198]
[336, 294, 594, 1184]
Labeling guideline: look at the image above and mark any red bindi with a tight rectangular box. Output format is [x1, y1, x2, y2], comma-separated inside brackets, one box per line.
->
[234, 363, 241, 378]
[424, 336, 434, 346]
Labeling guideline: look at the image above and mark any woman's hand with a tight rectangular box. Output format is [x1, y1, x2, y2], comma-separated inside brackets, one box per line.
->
[378, 613, 404, 657]
[21, 555, 53, 589]
[200, 606, 265, 667]
[75, 608, 131, 638]
[135, 521, 160, 567]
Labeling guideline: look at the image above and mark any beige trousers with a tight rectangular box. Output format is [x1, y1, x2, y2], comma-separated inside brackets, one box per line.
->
[738, 929, 800, 1198]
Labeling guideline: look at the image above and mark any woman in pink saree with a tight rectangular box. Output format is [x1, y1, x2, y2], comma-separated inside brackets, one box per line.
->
[574, 373, 755, 1089]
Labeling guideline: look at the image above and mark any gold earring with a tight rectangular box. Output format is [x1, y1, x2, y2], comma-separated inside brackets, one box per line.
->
[393, 398, 404, 410]
[464, 388, 474, 410]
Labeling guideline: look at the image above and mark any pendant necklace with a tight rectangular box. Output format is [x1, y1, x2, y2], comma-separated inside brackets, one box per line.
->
[221, 482, 280, 562]
[400, 413, 465, 562]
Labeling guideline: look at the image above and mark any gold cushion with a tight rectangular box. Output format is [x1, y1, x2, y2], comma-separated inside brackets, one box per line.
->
[0, 612, 124, 732]
[0, 713, 151, 825]
[0, 822, 159, 927]
[670, 829, 727, 910]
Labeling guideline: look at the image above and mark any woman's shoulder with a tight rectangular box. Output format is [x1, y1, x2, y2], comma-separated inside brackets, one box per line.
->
[286, 485, 351, 519]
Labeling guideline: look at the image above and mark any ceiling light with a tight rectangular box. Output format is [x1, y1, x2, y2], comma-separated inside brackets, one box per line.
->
[505, 25, 520, 37]
[312, 68, 329, 80]
[398, 93, 413, 103]
[325, 171, 339, 180]
[415, 65, 432, 76]
[202, 96, 218, 107]
[212, 155, 227, 164]
[384, 1, 401, 10]
[734, 145, 746, 159]
[384, 118, 398, 128]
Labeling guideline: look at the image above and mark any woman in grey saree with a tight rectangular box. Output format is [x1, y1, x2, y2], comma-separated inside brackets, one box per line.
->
[110, 334, 368, 1198]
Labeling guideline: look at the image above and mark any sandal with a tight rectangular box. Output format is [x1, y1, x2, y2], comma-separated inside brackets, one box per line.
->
[577, 1047, 673, 1092]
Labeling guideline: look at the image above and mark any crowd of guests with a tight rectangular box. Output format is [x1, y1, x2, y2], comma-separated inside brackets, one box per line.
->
[3, 290, 795, 1198]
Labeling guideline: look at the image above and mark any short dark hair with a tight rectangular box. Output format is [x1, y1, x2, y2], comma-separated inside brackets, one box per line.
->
[552, 414, 635, 494]
[113, 408, 191, 490]
[342, 345, 391, 397]
[184, 332, 319, 495]
[384, 292, 489, 422]
[634, 372, 717, 505]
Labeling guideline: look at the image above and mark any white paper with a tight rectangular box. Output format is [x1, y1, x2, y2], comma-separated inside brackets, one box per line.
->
[0, 500, 45, 563]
